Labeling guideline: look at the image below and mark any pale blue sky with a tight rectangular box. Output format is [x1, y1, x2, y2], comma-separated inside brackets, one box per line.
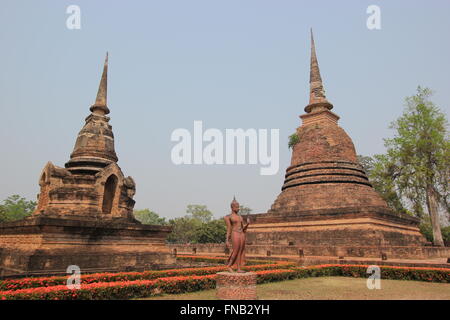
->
[0, 1, 449, 219]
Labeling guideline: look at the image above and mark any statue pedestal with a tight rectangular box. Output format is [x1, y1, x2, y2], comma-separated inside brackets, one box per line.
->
[216, 272, 257, 300]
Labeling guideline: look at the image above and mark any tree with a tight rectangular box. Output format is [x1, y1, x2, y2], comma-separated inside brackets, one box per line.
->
[382, 87, 449, 246]
[166, 204, 212, 243]
[358, 154, 409, 215]
[0, 195, 36, 223]
[196, 219, 227, 243]
[357, 155, 374, 174]
[239, 205, 252, 216]
[133, 209, 167, 225]
[186, 204, 213, 223]
[420, 217, 450, 245]
[167, 216, 201, 243]
[166, 204, 228, 244]
[0, 205, 6, 223]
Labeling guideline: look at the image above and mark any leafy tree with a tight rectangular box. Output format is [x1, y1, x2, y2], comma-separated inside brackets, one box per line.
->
[381, 87, 449, 246]
[443, 226, 450, 245]
[0, 206, 6, 223]
[357, 155, 374, 174]
[0, 195, 36, 223]
[360, 154, 409, 214]
[420, 220, 450, 245]
[166, 204, 228, 244]
[133, 209, 167, 225]
[195, 219, 227, 243]
[186, 204, 213, 223]
[239, 205, 252, 216]
[167, 216, 201, 243]
[167, 204, 212, 243]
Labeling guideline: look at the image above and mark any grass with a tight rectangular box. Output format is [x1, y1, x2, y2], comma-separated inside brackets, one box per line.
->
[141, 277, 450, 300]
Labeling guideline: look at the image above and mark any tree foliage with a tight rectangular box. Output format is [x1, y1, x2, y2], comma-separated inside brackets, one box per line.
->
[0, 195, 36, 223]
[357, 155, 374, 174]
[239, 205, 252, 216]
[288, 133, 300, 149]
[420, 221, 450, 245]
[364, 87, 449, 246]
[133, 209, 167, 225]
[358, 154, 409, 215]
[195, 219, 227, 244]
[166, 204, 227, 244]
[186, 204, 213, 224]
[167, 216, 202, 243]
[385, 87, 449, 246]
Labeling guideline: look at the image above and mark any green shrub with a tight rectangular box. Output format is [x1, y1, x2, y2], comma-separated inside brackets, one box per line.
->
[288, 133, 300, 149]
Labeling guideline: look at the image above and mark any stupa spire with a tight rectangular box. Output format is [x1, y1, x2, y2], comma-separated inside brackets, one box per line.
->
[66, 53, 118, 173]
[231, 196, 239, 207]
[305, 29, 333, 113]
[90, 52, 110, 115]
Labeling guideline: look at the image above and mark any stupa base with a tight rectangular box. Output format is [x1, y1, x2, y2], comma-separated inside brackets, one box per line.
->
[0, 216, 175, 278]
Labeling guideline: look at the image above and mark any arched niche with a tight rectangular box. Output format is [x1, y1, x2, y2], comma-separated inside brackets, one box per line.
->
[39, 172, 46, 185]
[102, 174, 118, 214]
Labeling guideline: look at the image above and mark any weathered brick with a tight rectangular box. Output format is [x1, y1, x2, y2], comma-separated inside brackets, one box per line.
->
[0, 55, 175, 277]
[248, 32, 428, 255]
[216, 272, 257, 300]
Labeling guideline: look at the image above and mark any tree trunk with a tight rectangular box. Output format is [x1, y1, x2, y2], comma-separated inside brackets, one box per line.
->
[426, 184, 444, 247]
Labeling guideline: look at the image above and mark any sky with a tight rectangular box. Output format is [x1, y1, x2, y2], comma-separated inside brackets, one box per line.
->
[0, 0, 449, 219]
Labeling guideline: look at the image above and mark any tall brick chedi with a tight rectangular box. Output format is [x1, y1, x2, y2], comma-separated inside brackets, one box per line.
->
[0, 55, 175, 277]
[270, 31, 389, 216]
[246, 31, 430, 258]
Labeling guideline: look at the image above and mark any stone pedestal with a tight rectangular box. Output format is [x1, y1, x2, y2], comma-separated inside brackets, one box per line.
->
[216, 272, 257, 300]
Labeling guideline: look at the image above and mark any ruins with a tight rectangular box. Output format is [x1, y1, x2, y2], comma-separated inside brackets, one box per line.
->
[169, 31, 449, 262]
[0, 54, 175, 277]
[244, 31, 448, 260]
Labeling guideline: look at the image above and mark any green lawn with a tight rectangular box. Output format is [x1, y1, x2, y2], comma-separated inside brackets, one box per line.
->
[141, 277, 450, 300]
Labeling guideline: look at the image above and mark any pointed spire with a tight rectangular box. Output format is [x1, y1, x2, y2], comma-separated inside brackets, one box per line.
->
[90, 52, 110, 115]
[95, 52, 108, 106]
[305, 29, 333, 113]
[231, 196, 239, 206]
[309, 28, 322, 88]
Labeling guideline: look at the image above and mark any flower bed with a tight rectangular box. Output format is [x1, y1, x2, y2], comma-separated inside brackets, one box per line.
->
[254, 265, 450, 285]
[0, 270, 298, 300]
[176, 254, 271, 265]
[0, 264, 448, 300]
[0, 262, 294, 291]
[334, 264, 450, 283]
[0, 275, 217, 300]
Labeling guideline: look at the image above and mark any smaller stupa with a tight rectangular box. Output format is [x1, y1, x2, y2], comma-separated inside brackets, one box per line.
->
[33, 53, 137, 221]
[0, 55, 175, 277]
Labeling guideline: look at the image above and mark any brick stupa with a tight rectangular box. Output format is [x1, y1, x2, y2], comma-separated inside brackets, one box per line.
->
[246, 31, 433, 259]
[0, 54, 175, 277]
